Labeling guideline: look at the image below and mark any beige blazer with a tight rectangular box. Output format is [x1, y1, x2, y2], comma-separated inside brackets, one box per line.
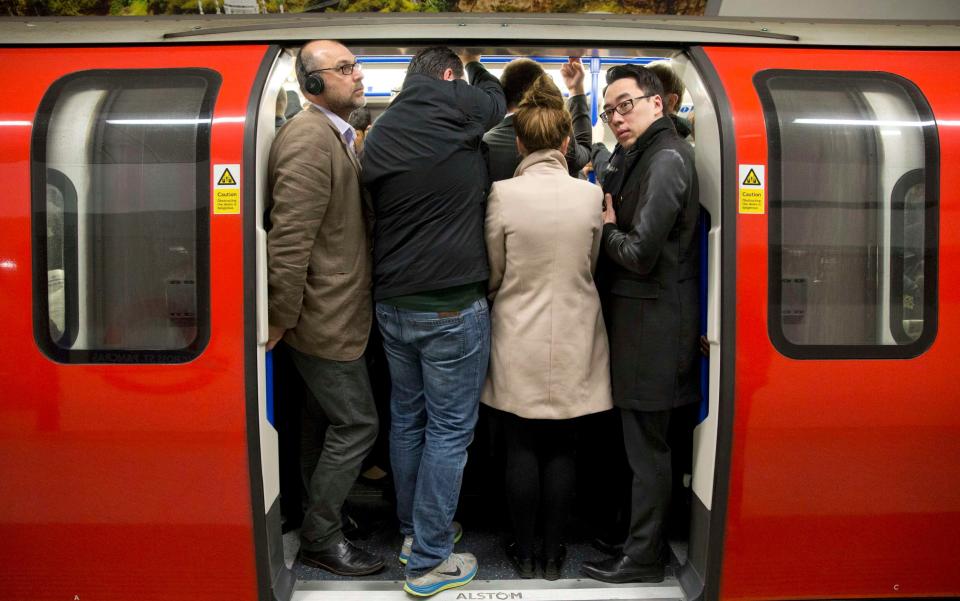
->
[482, 149, 613, 420]
[267, 105, 372, 361]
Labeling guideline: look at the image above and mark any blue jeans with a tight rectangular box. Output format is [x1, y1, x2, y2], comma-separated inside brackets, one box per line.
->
[376, 298, 490, 576]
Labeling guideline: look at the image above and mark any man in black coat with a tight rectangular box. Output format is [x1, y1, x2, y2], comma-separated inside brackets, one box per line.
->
[483, 57, 592, 182]
[581, 65, 700, 584]
[361, 46, 505, 596]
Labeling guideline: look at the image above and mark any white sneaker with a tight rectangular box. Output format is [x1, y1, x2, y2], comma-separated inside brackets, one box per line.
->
[399, 535, 414, 566]
[398, 521, 463, 565]
[403, 552, 477, 597]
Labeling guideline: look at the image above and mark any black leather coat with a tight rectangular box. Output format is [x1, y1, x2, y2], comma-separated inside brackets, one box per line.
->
[599, 116, 700, 411]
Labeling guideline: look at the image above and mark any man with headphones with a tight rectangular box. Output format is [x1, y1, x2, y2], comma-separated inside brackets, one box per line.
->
[266, 39, 383, 577]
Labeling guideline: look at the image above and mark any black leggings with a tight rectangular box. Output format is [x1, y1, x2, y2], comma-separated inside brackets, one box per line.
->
[500, 410, 577, 561]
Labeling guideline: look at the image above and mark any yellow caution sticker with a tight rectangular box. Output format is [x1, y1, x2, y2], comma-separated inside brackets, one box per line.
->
[213, 164, 240, 214]
[217, 168, 237, 186]
[738, 164, 765, 214]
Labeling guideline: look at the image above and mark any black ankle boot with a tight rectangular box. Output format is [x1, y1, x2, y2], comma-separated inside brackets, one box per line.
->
[542, 544, 566, 581]
[506, 542, 536, 578]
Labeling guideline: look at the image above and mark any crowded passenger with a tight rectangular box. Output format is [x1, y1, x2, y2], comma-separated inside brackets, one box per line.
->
[649, 62, 693, 140]
[591, 63, 690, 189]
[482, 73, 613, 580]
[347, 105, 372, 158]
[589, 141, 614, 186]
[275, 88, 288, 130]
[649, 61, 700, 540]
[483, 57, 592, 182]
[270, 45, 699, 589]
[580, 64, 700, 584]
[360, 46, 505, 597]
[284, 88, 303, 120]
[266, 39, 383, 577]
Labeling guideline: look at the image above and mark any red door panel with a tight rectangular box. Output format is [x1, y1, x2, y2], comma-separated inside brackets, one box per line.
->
[0, 45, 268, 601]
[706, 46, 960, 600]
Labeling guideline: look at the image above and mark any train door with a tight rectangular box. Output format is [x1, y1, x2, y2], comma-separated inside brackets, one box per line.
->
[253, 46, 726, 601]
[700, 47, 959, 600]
[0, 45, 288, 601]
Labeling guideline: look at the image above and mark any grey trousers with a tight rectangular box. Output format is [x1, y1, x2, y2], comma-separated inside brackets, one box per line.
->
[288, 345, 379, 551]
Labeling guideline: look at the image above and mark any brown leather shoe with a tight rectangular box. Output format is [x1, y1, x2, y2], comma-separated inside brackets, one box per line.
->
[580, 555, 664, 584]
[299, 538, 385, 576]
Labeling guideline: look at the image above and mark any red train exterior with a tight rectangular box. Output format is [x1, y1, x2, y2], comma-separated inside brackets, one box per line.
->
[0, 14, 957, 601]
[0, 45, 271, 601]
[707, 46, 960, 600]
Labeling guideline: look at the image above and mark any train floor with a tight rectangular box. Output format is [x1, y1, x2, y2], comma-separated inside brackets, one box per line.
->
[283, 479, 689, 584]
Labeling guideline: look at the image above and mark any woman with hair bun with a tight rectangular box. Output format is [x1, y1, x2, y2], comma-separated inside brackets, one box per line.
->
[482, 74, 613, 580]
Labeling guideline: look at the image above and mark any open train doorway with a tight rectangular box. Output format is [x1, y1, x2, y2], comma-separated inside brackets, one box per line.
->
[252, 44, 724, 601]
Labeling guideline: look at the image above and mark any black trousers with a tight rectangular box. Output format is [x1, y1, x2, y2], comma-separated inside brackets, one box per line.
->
[364, 323, 393, 476]
[576, 409, 630, 543]
[272, 342, 306, 528]
[621, 407, 672, 565]
[288, 346, 379, 550]
[499, 409, 577, 560]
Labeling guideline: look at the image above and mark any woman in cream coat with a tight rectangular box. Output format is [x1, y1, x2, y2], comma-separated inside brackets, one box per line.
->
[482, 74, 612, 580]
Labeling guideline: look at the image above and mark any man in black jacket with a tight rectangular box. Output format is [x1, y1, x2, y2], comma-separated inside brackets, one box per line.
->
[581, 65, 700, 584]
[361, 46, 505, 597]
[483, 57, 592, 182]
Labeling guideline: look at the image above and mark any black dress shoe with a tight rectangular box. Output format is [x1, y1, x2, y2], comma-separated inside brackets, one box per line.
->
[542, 544, 566, 581]
[506, 542, 536, 579]
[581, 555, 664, 584]
[299, 538, 385, 576]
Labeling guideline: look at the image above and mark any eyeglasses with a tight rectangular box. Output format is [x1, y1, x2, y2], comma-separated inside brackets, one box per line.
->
[599, 94, 655, 123]
[309, 61, 363, 77]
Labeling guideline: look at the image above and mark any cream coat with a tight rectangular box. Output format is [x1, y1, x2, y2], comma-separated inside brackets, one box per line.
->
[482, 149, 613, 420]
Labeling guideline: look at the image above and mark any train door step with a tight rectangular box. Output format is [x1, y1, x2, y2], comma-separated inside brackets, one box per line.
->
[292, 577, 685, 600]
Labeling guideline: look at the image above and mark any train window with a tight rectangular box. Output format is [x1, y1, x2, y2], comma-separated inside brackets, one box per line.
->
[890, 168, 927, 345]
[31, 69, 221, 363]
[756, 71, 938, 359]
[44, 168, 79, 348]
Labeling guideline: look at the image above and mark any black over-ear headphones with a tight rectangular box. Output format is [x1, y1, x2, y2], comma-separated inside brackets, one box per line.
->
[297, 46, 324, 96]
